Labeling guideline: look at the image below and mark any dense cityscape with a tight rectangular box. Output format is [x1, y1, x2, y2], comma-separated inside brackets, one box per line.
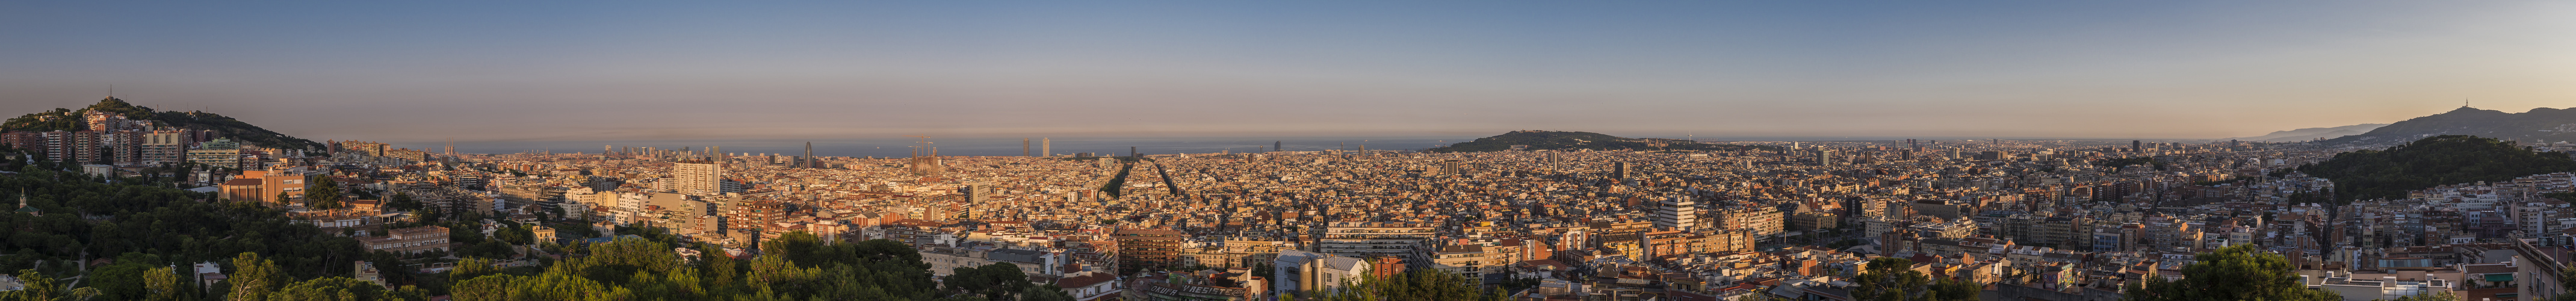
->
[7, 2, 2575, 301]
[6, 97, 2576, 300]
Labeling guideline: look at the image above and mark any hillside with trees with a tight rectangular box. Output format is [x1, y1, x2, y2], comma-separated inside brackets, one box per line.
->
[2320, 106, 2576, 146]
[1426, 130, 1773, 152]
[2298, 135, 2576, 202]
[0, 153, 1078, 300]
[0, 143, 1089, 300]
[2, 97, 324, 150]
[0, 149, 381, 300]
[442, 232, 1077, 301]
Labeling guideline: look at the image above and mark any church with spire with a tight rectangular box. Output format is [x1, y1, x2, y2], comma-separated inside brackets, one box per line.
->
[15, 190, 38, 217]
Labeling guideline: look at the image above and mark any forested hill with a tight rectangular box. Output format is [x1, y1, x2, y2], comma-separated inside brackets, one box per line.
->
[2320, 107, 2576, 146]
[2, 97, 323, 150]
[1426, 131, 1774, 152]
[2299, 135, 2576, 202]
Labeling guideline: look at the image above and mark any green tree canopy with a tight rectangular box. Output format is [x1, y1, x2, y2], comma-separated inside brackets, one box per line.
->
[228, 252, 290, 301]
[0, 269, 100, 301]
[386, 191, 420, 211]
[306, 175, 344, 210]
[944, 263, 1036, 301]
[2300, 135, 2576, 202]
[433, 233, 969, 300]
[2122, 244, 2338, 301]
[270, 276, 393, 301]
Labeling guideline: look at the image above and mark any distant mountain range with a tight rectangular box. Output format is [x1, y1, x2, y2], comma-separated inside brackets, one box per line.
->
[2320, 107, 2576, 145]
[2, 98, 322, 150]
[2220, 123, 2386, 143]
[1425, 130, 1773, 152]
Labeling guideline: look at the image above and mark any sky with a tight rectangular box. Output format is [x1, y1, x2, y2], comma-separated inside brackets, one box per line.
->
[4, 1, 2573, 145]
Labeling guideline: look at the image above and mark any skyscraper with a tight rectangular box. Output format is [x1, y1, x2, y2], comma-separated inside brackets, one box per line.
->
[1023, 138, 1032, 157]
[803, 142, 814, 169]
[1275, 141, 1283, 152]
[1041, 138, 1051, 157]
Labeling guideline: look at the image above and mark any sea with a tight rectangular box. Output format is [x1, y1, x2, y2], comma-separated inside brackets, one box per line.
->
[426, 137, 1479, 158]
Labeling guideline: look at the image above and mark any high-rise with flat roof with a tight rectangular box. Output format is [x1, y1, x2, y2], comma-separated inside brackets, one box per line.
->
[674, 162, 722, 195]
[42, 131, 103, 163]
[141, 130, 185, 165]
[1655, 196, 1699, 231]
[108, 131, 141, 166]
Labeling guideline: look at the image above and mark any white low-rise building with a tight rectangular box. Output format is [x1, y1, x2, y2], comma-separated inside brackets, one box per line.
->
[2306, 272, 2452, 301]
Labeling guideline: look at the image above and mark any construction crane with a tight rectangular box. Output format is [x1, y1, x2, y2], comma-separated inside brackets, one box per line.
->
[905, 135, 933, 157]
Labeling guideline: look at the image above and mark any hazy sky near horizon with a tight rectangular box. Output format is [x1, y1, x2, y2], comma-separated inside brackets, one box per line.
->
[5, 1, 2572, 143]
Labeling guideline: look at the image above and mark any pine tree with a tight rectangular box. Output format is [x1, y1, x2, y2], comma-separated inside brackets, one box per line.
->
[227, 252, 288, 301]
[144, 266, 184, 301]
[305, 175, 343, 210]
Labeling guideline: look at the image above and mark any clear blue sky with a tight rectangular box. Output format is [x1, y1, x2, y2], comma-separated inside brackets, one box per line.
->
[4, 1, 2571, 143]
